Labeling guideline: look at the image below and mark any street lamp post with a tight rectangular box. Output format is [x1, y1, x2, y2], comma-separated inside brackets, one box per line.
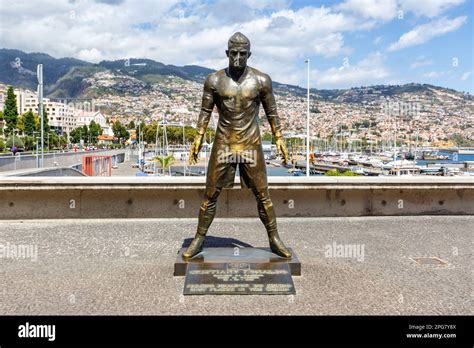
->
[37, 64, 44, 168]
[305, 59, 310, 177]
[33, 131, 40, 168]
[182, 116, 186, 177]
[138, 122, 142, 171]
[12, 129, 16, 155]
[12, 128, 19, 170]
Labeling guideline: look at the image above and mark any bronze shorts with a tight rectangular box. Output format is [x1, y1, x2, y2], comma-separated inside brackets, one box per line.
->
[205, 145, 268, 189]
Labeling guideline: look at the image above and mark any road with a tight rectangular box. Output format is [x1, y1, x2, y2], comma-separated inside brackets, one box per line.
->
[0, 216, 471, 315]
[0, 148, 126, 173]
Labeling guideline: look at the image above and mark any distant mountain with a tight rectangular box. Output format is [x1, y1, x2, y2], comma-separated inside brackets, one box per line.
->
[0, 48, 91, 92]
[98, 58, 214, 83]
[0, 49, 216, 97]
[0, 48, 471, 103]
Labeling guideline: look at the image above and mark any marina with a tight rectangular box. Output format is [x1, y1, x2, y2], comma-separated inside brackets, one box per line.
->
[121, 144, 474, 177]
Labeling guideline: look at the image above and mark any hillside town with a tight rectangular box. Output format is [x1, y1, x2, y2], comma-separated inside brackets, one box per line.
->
[1, 71, 473, 150]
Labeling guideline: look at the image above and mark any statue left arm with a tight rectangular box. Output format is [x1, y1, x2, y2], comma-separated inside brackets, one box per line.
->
[260, 74, 289, 164]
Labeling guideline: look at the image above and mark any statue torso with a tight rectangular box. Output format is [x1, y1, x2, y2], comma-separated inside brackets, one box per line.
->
[209, 67, 263, 150]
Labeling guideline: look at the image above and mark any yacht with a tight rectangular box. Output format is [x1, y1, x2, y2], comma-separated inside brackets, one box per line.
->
[383, 160, 421, 176]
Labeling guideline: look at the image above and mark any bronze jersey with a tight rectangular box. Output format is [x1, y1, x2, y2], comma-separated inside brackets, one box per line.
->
[196, 66, 283, 152]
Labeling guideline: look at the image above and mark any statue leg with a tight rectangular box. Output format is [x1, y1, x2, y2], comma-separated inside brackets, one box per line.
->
[251, 186, 292, 259]
[182, 186, 222, 259]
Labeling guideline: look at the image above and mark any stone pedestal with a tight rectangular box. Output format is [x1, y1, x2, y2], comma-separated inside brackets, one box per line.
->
[174, 247, 301, 295]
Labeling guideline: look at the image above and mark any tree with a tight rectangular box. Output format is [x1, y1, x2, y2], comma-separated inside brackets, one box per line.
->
[22, 111, 36, 136]
[119, 125, 129, 142]
[153, 154, 174, 175]
[112, 121, 128, 143]
[81, 125, 89, 142]
[16, 114, 25, 133]
[0, 110, 4, 136]
[127, 120, 136, 130]
[22, 135, 35, 151]
[33, 113, 40, 131]
[166, 126, 180, 144]
[262, 132, 272, 142]
[3, 86, 18, 136]
[49, 132, 60, 149]
[40, 106, 50, 135]
[70, 128, 82, 144]
[60, 134, 68, 148]
[6, 135, 25, 150]
[450, 133, 474, 147]
[144, 123, 158, 144]
[89, 121, 101, 144]
[204, 128, 215, 144]
[0, 139, 5, 151]
[112, 121, 122, 138]
[184, 126, 198, 143]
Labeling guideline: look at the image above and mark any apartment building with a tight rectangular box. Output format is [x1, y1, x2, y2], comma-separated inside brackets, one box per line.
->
[16, 88, 77, 136]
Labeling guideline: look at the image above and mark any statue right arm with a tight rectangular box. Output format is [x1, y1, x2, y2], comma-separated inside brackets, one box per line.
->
[195, 75, 215, 138]
[189, 75, 215, 164]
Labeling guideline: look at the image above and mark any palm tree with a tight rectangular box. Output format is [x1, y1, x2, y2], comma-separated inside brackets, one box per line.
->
[153, 154, 174, 175]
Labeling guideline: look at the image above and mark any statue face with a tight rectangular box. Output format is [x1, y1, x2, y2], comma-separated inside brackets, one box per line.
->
[226, 45, 251, 69]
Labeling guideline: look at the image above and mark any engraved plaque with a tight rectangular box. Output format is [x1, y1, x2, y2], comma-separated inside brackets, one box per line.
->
[183, 262, 295, 295]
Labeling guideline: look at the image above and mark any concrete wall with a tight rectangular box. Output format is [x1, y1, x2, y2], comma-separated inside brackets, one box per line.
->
[0, 177, 472, 219]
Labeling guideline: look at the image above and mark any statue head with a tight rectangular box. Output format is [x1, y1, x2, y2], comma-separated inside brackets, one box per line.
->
[226, 32, 251, 70]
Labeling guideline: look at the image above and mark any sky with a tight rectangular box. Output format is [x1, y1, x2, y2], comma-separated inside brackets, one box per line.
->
[0, 0, 472, 92]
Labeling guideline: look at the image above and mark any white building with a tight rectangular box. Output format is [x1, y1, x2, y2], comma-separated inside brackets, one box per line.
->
[0, 85, 8, 133]
[76, 110, 113, 136]
[76, 110, 107, 127]
[9, 87, 115, 139]
[15, 88, 77, 137]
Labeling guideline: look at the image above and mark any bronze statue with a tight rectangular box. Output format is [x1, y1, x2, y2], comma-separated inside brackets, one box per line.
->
[183, 32, 292, 259]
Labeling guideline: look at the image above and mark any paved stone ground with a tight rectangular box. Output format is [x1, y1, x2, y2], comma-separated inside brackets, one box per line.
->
[0, 216, 471, 315]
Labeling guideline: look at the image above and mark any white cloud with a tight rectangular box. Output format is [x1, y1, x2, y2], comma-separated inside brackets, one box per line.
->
[460, 71, 472, 81]
[77, 48, 103, 63]
[399, 0, 465, 18]
[387, 16, 467, 51]
[0, 0, 378, 88]
[315, 52, 390, 88]
[423, 71, 444, 78]
[410, 56, 433, 69]
[0, 0, 468, 89]
[243, 0, 289, 11]
[337, 0, 465, 20]
[336, 0, 398, 21]
[373, 36, 383, 44]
